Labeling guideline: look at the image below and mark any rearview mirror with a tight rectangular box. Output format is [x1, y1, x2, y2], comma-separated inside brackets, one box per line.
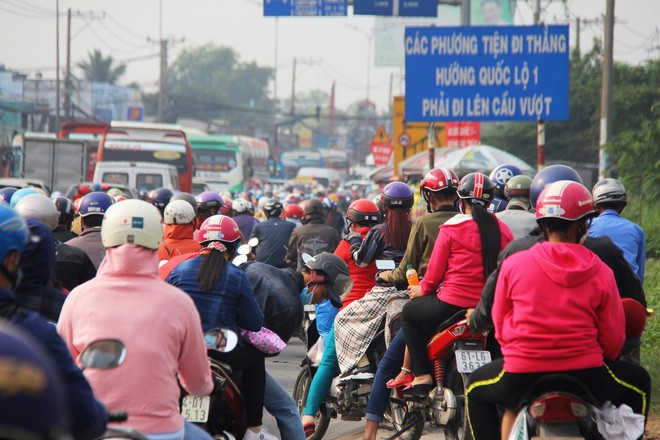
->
[302, 253, 313, 264]
[204, 328, 238, 352]
[375, 260, 396, 270]
[236, 243, 251, 256]
[247, 237, 259, 248]
[80, 339, 126, 371]
[232, 255, 248, 266]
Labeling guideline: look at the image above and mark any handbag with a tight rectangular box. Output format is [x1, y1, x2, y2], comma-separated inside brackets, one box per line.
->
[240, 327, 286, 355]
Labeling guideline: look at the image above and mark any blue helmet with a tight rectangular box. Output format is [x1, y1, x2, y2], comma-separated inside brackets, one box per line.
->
[530, 164, 583, 208]
[0, 187, 18, 206]
[380, 182, 415, 210]
[9, 188, 38, 208]
[149, 187, 174, 211]
[489, 164, 522, 194]
[79, 192, 114, 217]
[0, 204, 29, 264]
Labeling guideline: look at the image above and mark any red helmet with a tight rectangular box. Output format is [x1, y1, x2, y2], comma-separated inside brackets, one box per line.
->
[419, 167, 459, 203]
[535, 181, 596, 221]
[220, 196, 233, 216]
[346, 199, 381, 227]
[282, 203, 304, 220]
[198, 215, 241, 244]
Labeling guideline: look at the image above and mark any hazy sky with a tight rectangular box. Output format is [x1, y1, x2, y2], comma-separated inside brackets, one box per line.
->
[0, 0, 657, 113]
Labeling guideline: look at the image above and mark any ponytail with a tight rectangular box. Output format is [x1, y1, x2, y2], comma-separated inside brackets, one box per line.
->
[197, 247, 229, 291]
[470, 202, 500, 279]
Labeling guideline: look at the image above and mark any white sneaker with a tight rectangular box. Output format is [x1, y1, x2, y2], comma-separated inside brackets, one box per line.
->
[243, 427, 278, 440]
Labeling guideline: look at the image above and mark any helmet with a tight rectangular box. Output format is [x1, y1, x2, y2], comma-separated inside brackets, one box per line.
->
[106, 187, 122, 198]
[14, 194, 59, 230]
[113, 194, 129, 203]
[322, 197, 336, 209]
[90, 183, 102, 192]
[9, 188, 38, 208]
[419, 167, 459, 204]
[592, 178, 627, 207]
[53, 196, 75, 226]
[263, 198, 284, 217]
[503, 175, 532, 200]
[380, 182, 414, 210]
[535, 181, 596, 221]
[150, 188, 173, 211]
[101, 199, 163, 250]
[220, 196, 233, 216]
[0, 204, 29, 263]
[232, 198, 253, 215]
[303, 198, 324, 216]
[170, 192, 198, 214]
[489, 164, 522, 193]
[196, 191, 224, 214]
[257, 196, 270, 211]
[530, 164, 583, 208]
[79, 192, 114, 218]
[0, 187, 18, 205]
[284, 194, 299, 205]
[282, 203, 304, 220]
[304, 252, 352, 308]
[163, 200, 196, 225]
[457, 173, 495, 206]
[198, 215, 241, 244]
[0, 323, 68, 439]
[346, 199, 381, 227]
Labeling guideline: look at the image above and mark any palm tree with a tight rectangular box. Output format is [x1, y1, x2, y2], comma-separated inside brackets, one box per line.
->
[77, 49, 126, 84]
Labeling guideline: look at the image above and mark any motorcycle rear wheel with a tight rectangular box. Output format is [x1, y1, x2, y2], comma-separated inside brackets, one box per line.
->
[384, 392, 425, 440]
[293, 367, 331, 440]
[444, 361, 471, 440]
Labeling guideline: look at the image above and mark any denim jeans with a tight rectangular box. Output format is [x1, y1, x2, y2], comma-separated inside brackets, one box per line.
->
[365, 330, 406, 423]
[265, 371, 305, 440]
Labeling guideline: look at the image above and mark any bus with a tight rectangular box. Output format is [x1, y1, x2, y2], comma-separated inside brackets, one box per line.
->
[319, 148, 349, 177]
[188, 134, 269, 194]
[97, 122, 193, 193]
[280, 149, 323, 179]
[59, 120, 108, 180]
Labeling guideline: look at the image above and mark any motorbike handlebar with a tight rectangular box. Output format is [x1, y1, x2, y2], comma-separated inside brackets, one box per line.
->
[108, 411, 128, 422]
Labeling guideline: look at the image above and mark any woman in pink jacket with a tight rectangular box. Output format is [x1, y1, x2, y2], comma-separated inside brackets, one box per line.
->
[465, 181, 650, 439]
[402, 173, 513, 396]
[58, 200, 213, 440]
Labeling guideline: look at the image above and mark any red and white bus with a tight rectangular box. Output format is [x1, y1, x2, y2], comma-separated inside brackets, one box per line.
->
[98, 122, 193, 193]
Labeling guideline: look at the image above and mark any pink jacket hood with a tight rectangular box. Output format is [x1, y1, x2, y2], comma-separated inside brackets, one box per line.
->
[530, 241, 602, 288]
[440, 214, 485, 252]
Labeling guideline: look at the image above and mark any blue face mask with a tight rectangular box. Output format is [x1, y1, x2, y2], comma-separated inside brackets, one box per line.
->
[300, 286, 313, 305]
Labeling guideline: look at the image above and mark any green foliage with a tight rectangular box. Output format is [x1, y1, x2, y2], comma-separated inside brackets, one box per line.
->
[77, 49, 126, 84]
[168, 43, 275, 128]
[641, 259, 659, 416]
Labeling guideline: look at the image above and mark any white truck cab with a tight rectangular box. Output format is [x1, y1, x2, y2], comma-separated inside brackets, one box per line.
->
[93, 161, 180, 195]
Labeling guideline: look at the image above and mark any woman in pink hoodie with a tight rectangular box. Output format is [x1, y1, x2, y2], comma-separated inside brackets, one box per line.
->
[401, 173, 513, 396]
[465, 181, 650, 439]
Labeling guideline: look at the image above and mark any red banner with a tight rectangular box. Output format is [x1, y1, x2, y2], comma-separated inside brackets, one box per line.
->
[370, 125, 393, 166]
[446, 122, 480, 148]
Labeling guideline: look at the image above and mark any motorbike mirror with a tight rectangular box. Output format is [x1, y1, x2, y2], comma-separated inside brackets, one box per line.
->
[375, 260, 396, 270]
[301, 253, 313, 264]
[80, 339, 126, 371]
[236, 243, 251, 256]
[204, 328, 238, 352]
[247, 237, 259, 248]
[232, 255, 248, 266]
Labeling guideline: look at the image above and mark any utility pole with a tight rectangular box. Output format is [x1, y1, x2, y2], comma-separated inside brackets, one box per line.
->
[534, 0, 545, 172]
[290, 57, 297, 116]
[599, 0, 615, 178]
[158, 39, 169, 122]
[55, 0, 60, 135]
[64, 8, 72, 120]
[575, 17, 581, 60]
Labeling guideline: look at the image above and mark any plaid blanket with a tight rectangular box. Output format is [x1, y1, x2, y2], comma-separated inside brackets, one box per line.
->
[334, 286, 408, 374]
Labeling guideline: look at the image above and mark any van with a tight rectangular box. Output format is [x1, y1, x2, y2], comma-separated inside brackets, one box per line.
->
[93, 161, 179, 195]
[295, 167, 342, 188]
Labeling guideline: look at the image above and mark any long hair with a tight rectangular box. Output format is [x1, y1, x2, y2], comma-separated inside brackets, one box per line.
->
[384, 207, 411, 252]
[469, 201, 501, 279]
[196, 247, 229, 291]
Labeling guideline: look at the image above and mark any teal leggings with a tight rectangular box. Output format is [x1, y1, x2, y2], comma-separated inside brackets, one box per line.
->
[303, 323, 340, 417]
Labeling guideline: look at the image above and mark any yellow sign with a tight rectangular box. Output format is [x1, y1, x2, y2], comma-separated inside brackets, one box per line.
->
[392, 96, 447, 177]
[153, 151, 181, 161]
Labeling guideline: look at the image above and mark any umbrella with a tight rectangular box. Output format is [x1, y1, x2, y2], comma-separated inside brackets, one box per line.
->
[398, 144, 535, 177]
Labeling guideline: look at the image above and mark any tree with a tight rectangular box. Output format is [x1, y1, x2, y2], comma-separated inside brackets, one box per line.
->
[168, 44, 274, 129]
[77, 49, 126, 84]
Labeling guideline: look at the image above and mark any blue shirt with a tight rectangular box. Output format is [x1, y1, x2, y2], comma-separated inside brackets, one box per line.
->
[165, 256, 264, 333]
[588, 209, 646, 283]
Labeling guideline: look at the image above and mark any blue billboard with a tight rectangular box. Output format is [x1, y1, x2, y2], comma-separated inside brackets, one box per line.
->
[404, 25, 569, 122]
[354, 0, 437, 17]
[264, 0, 347, 16]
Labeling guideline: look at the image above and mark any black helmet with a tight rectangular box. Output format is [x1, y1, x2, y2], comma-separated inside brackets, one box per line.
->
[170, 192, 198, 214]
[303, 198, 324, 217]
[53, 196, 75, 226]
[150, 188, 174, 211]
[263, 197, 284, 217]
[457, 173, 495, 207]
[304, 252, 352, 308]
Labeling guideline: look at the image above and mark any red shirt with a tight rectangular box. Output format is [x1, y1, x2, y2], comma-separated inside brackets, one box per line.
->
[334, 226, 377, 310]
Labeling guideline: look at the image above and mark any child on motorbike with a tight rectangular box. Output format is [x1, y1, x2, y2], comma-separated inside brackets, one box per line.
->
[465, 181, 650, 439]
[402, 173, 513, 397]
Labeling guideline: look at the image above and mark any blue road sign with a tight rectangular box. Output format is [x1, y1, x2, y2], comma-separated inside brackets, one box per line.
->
[354, 0, 437, 17]
[404, 25, 570, 122]
[264, 0, 347, 16]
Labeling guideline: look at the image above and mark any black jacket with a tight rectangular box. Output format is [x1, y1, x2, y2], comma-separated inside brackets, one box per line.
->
[286, 220, 341, 269]
[252, 218, 296, 268]
[53, 242, 97, 292]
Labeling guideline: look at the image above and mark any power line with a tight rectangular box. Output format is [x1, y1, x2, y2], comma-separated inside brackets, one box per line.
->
[106, 14, 149, 42]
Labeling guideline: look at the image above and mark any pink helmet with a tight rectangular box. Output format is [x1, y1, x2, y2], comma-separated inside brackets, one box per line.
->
[197, 215, 241, 244]
[535, 181, 596, 221]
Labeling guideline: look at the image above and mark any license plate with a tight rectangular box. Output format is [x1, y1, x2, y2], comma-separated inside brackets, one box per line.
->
[181, 395, 210, 423]
[455, 350, 491, 373]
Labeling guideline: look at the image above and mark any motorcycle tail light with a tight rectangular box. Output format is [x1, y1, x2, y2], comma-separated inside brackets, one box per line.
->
[450, 324, 466, 337]
[528, 393, 584, 423]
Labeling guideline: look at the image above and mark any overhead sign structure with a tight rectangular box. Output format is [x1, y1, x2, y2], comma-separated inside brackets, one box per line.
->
[264, 0, 347, 16]
[405, 25, 570, 122]
[370, 125, 393, 167]
[354, 0, 437, 17]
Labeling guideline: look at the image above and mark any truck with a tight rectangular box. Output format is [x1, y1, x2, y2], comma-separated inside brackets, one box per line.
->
[93, 161, 180, 197]
[8, 133, 87, 194]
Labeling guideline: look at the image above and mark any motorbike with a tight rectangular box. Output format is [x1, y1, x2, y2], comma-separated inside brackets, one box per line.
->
[389, 310, 491, 440]
[180, 328, 242, 440]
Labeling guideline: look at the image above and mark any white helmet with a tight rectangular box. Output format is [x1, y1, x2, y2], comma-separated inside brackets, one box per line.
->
[257, 196, 270, 211]
[163, 200, 196, 225]
[101, 199, 163, 250]
[592, 178, 627, 207]
[232, 198, 252, 214]
[15, 194, 59, 230]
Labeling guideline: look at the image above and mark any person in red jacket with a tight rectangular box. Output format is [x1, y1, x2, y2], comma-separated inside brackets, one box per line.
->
[465, 181, 650, 439]
[158, 200, 201, 263]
